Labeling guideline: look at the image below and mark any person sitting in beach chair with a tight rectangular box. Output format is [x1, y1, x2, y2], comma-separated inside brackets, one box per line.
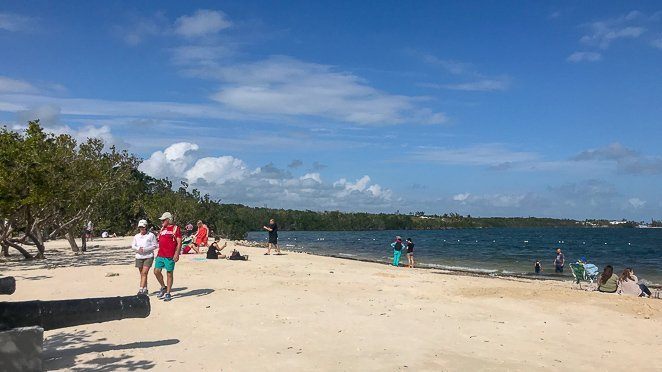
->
[570, 260, 599, 289]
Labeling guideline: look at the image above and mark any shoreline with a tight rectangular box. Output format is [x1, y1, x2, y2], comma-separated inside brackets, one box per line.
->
[237, 240, 662, 290]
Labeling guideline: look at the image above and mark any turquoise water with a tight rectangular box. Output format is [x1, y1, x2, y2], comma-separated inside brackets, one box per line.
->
[247, 228, 662, 285]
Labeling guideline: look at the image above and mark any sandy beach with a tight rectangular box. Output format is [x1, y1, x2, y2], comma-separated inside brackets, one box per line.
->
[1, 237, 660, 371]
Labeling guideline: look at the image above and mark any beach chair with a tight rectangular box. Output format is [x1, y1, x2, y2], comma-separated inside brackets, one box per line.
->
[570, 263, 599, 289]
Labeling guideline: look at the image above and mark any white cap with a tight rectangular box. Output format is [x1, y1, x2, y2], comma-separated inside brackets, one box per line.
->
[159, 212, 173, 221]
[138, 219, 147, 227]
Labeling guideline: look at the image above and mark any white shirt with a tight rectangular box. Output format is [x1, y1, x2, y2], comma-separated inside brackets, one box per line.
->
[132, 232, 157, 259]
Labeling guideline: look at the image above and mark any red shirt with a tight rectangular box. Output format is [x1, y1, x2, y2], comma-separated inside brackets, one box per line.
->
[157, 225, 181, 258]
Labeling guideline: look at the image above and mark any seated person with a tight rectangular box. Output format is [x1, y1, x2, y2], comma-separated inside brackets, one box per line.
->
[597, 265, 619, 293]
[194, 220, 209, 247]
[617, 268, 652, 297]
[207, 241, 227, 259]
[182, 242, 201, 254]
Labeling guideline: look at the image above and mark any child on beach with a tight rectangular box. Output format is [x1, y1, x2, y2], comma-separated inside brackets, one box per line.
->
[390, 236, 404, 267]
[534, 259, 542, 274]
[406, 238, 415, 268]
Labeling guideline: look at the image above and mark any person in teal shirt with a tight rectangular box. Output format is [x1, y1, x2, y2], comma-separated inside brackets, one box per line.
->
[390, 236, 404, 267]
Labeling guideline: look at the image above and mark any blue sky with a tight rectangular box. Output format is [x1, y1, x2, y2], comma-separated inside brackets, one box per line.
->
[1, 1, 661, 220]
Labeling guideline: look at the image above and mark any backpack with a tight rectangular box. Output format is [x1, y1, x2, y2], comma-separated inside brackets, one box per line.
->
[228, 249, 248, 261]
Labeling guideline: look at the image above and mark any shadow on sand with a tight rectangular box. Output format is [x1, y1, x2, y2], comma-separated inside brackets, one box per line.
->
[2, 245, 134, 272]
[43, 329, 179, 371]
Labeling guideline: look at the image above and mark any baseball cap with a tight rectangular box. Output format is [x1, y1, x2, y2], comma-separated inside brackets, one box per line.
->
[138, 219, 147, 227]
[159, 212, 173, 221]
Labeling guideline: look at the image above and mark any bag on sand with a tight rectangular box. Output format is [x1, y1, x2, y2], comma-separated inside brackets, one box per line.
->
[228, 249, 248, 261]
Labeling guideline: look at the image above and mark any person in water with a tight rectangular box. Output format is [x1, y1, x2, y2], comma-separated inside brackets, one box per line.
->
[390, 236, 404, 267]
[553, 248, 565, 273]
[617, 268, 652, 297]
[405, 238, 415, 268]
[534, 259, 543, 274]
[597, 265, 618, 293]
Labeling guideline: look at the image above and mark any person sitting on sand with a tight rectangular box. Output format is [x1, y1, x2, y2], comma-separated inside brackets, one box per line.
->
[617, 268, 652, 297]
[534, 259, 543, 274]
[194, 220, 209, 247]
[406, 238, 415, 268]
[597, 265, 618, 293]
[390, 236, 404, 267]
[207, 240, 228, 259]
[182, 241, 201, 254]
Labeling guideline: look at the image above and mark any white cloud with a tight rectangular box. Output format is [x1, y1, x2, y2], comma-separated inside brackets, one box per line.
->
[139, 143, 394, 211]
[174, 9, 231, 38]
[0, 76, 37, 93]
[409, 144, 538, 166]
[652, 37, 662, 49]
[441, 78, 510, 92]
[566, 51, 602, 63]
[0, 13, 33, 32]
[120, 12, 168, 46]
[207, 56, 445, 125]
[453, 193, 470, 202]
[138, 142, 200, 179]
[628, 197, 646, 208]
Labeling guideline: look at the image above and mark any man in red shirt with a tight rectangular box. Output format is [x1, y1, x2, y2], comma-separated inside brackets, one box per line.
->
[154, 212, 182, 302]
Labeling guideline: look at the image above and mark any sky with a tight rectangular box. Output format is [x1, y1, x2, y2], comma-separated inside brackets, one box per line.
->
[1, 1, 661, 220]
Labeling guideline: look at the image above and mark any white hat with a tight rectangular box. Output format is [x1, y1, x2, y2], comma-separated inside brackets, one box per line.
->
[159, 212, 173, 221]
[137, 219, 147, 227]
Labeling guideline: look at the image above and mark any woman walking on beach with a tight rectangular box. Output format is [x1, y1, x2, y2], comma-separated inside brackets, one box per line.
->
[390, 236, 404, 267]
[132, 219, 157, 295]
[406, 238, 415, 268]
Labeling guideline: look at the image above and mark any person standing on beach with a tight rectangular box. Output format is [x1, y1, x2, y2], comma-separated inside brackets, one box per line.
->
[263, 218, 280, 255]
[390, 236, 404, 267]
[194, 220, 209, 247]
[132, 219, 157, 295]
[406, 238, 415, 268]
[553, 248, 565, 273]
[154, 212, 182, 302]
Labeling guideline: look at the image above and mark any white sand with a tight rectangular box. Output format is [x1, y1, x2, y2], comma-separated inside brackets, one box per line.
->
[2, 237, 660, 371]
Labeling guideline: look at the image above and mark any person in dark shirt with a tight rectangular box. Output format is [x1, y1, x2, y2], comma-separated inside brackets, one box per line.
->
[534, 259, 543, 274]
[406, 238, 415, 268]
[206, 241, 227, 259]
[263, 218, 280, 255]
[554, 248, 565, 273]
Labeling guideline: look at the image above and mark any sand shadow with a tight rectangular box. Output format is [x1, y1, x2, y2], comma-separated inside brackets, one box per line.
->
[2, 245, 135, 272]
[43, 329, 179, 371]
[173, 288, 215, 299]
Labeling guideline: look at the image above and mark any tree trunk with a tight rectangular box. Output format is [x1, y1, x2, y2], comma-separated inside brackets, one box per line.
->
[67, 230, 79, 253]
[26, 233, 46, 259]
[4, 241, 33, 260]
[1, 243, 9, 257]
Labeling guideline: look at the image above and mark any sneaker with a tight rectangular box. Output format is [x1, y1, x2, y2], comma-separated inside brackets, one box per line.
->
[163, 293, 172, 302]
[157, 287, 167, 299]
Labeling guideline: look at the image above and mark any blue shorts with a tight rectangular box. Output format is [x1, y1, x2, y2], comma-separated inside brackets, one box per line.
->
[154, 256, 175, 272]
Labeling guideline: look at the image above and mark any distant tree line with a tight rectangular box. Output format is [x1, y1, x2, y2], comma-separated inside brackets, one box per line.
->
[0, 121, 620, 261]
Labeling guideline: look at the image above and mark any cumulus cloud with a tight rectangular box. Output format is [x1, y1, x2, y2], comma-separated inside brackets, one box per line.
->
[174, 9, 231, 38]
[139, 142, 200, 179]
[287, 159, 303, 169]
[566, 51, 602, 63]
[453, 193, 470, 202]
[139, 143, 394, 211]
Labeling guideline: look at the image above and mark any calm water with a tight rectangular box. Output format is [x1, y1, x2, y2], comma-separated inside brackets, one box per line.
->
[247, 228, 662, 285]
